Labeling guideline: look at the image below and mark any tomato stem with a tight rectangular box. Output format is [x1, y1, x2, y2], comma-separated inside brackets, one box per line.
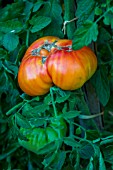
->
[69, 119, 74, 137]
[50, 88, 58, 117]
[6, 102, 23, 116]
[26, 29, 30, 47]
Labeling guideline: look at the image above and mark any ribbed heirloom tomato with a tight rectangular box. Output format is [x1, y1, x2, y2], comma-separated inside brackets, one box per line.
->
[18, 36, 97, 96]
[46, 46, 97, 90]
[18, 36, 60, 96]
[18, 117, 67, 154]
[18, 37, 73, 96]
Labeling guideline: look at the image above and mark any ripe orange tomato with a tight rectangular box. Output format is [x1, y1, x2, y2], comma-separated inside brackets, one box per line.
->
[18, 36, 60, 96]
[46, 46, 97, 90]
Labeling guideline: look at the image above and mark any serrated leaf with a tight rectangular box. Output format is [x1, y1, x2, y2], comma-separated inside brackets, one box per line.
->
[0, 143, 20, 160]
[16, 113, 31, 128]
[36, 140, 60, 155]
[64, 137, 80, 147]
[22, 103, 49, 117]
[98, 28, 111, 44]
[72, 21, 98, 50]
[29, 118, 46, 128]
[86, 157, 93, 170]
[62, 111, 81, 119]
[102, 145, 113, 164]
[103, 10, 113, 28]
[29, 16, 51, 33]
[23, 1, 33, 22]
[37, 0, 63, 37]
[42, 151, 57, 168]
[95, 7, 102, 16]
[51, 151, 66, 170]
[0, 20, 23, 33]
[33, 0, 45, 12]
[56, 93, 70, 103]
[78, 140, 95, 159]
[64, 0, 76, 39]
[91, 66, 110, 106]
[99, 152, 106, 170]
[3, 60, 18, 78]
[76, 0, 95, 27]
[44, 93, 52, 105]
[2, 33, 19, 52]
[0, 48, 8, 60]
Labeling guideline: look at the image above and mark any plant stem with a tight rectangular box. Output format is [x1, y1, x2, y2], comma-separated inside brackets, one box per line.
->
[50, 88, 57, 117]
[95, 7, 111, 24]
[26, 29, 30, 47]
[6, 102, 23, 116]
[69, 119, 74, 137]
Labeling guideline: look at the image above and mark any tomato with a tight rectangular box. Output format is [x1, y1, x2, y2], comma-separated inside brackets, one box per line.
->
[46, 46, 97, 90]
[18, 36, 59, 96]
[18, 117, 67, 154]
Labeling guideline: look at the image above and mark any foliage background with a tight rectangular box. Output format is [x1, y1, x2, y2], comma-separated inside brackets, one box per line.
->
[0, 0, 113, 169]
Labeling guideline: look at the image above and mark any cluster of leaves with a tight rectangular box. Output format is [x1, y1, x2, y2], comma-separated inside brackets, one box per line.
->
[0, 0, 113, 169]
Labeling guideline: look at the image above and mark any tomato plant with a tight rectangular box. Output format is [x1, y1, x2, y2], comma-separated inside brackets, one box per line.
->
[1, 0, 113, 169]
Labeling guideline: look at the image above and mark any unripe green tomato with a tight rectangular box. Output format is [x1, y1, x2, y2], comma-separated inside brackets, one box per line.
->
[18, 128, 47, 152]
[50, 117, 67, 137]
[18, 117, 67, 154]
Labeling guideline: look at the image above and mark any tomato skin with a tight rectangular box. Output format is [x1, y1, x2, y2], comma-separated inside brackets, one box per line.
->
[18, 36, 60, 96]
[18, 56, 53, 96]
[46, 46, 97, 90]
[18, 117, 67, 154]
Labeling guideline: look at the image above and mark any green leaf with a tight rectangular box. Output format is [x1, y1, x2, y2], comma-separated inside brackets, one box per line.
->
[29, 118, 46, 128]
[33, 0, 45, 12]
[102, 145, 113, 164]
[37, 0, 63, 37]
[76, 127, 82, 135]
[0, 1, 24, 22]
[64, 0, 76, 39]
[75, 0, 95, 27]
[29, 16, 51, 33]
[56, 93, 70, 103]
[23, 1, 33, 22]
[0, 20, 23, 33]
[72, 21, 98, 50]
[99, 152, 106, 170]
[98, 28, 111, 44]
[103, 10, 113, 28]
[16, 113, 31, 128]
[64, 137, 80, 147]
[22, 103, 49, 117]
[42, 151, 57, 168]
[0, 143, 20, 160]
[0, 48, 8, 60]
[86, 130, 100, 141]
[2, 33, 19, 52]
[2, 60, 18, 78]
[78, 140, 95, 159]
[86, 157, 94, 170]
[95, 7, 103, 16]
[62, 111, 81, 119]
[91, 66, 110, 106]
